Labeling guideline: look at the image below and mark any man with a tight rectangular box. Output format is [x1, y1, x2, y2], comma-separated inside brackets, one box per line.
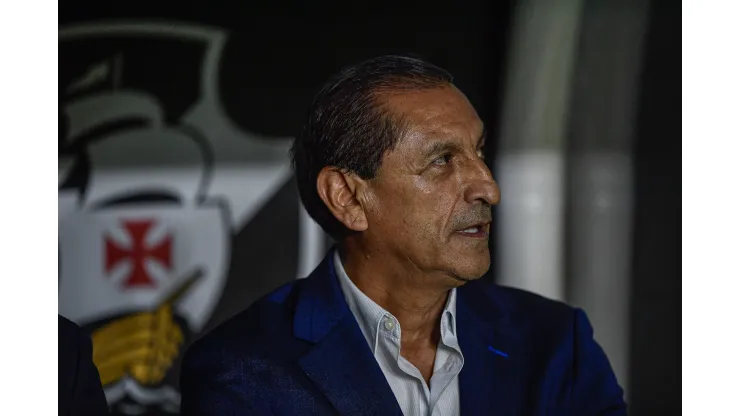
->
[58, 315, 110, 415]
[180, 55, 626, 415]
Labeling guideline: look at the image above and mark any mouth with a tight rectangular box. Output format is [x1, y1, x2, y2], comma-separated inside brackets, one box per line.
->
[454, 222, 490, 239]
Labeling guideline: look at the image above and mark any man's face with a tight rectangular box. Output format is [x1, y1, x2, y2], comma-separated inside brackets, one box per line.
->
[362, 85, 500, 283]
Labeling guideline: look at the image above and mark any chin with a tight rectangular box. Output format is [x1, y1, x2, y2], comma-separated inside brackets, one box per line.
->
[448, 251, 490, 282]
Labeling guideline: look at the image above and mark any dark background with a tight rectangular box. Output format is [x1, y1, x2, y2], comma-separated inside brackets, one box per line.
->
[628, 1, 681, 413]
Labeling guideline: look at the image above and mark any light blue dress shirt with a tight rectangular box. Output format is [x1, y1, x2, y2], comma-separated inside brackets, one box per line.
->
[334, 251, 464, 416]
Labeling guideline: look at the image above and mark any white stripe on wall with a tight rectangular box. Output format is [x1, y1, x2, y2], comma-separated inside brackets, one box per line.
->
[494, 0, 584, 302]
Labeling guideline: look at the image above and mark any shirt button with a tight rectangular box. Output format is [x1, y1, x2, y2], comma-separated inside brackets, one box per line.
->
[384, 319, 395, 331]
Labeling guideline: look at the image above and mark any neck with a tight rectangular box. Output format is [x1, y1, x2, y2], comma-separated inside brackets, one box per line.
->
[339, 242, 451, 345]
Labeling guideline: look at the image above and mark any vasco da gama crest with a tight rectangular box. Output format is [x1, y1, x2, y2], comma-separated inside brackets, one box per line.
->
[58, 22, 324, 415]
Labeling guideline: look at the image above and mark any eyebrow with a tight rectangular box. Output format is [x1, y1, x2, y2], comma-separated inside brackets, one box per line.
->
[478, 126, 488, 148]
[422, 141, 459, 161]
[421, 126, 488, 161]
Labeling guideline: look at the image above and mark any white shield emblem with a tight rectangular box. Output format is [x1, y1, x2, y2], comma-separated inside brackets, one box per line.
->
[58, 21, 325, 415]
[59, 203, 229, 332]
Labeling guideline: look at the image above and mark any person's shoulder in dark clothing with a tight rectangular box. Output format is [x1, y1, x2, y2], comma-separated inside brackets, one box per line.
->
[462, 279, 627, 414]
[59, 315, 110, 416]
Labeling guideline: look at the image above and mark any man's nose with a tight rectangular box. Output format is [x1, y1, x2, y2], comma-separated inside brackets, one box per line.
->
[463, 159, 500, 206]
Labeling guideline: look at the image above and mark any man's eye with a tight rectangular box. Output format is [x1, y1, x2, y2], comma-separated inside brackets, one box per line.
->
[476, 148, 485, 159]
[432, 154, 452, 166]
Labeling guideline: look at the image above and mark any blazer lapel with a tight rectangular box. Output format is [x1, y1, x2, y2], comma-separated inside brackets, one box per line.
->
[294, 250, 402, 416]
[299, 313, 402, 415]
[457, 281, 523, 415]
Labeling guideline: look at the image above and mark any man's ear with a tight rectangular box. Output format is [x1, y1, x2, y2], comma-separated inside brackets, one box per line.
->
[316, 167, 369, 232]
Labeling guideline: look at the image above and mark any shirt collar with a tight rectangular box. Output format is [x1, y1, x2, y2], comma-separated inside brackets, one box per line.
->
[334, 250, 459, 353]
[441, 284, 458, 338]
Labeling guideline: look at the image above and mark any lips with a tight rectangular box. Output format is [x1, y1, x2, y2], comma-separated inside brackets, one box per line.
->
[455, 222, 491, 238]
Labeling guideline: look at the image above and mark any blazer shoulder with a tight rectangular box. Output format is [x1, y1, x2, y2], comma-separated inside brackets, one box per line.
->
[59, 314, 81, 339]
[470, 282, 626, 413]
[185, 278, 305, 358]
[496, 284, 574, 317]
[463, 280, 578, 333]
[58, 314, 85, 359]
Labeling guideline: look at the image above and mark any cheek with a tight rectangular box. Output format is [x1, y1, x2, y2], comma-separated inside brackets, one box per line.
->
[400, 191, 457, 237]
[411, 177, 458, 223]
[369, 179, 458, 240]
[365, 187, 404, 229]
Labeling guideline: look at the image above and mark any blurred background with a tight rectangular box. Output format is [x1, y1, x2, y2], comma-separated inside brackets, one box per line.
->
[58, 1, 680, 415]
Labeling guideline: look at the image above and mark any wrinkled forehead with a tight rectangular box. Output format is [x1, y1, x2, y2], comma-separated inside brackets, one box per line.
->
[381, 86, 484, 153]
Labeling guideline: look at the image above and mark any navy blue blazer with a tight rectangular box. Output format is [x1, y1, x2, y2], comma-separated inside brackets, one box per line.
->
[181, 250, 626, 415]
[58, 315, 110, 416]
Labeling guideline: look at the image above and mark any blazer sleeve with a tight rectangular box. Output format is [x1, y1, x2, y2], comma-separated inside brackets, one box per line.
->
[179, 340, 273, 415]
[569, 308, 628, 415]
[71, 327, 110, 415]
